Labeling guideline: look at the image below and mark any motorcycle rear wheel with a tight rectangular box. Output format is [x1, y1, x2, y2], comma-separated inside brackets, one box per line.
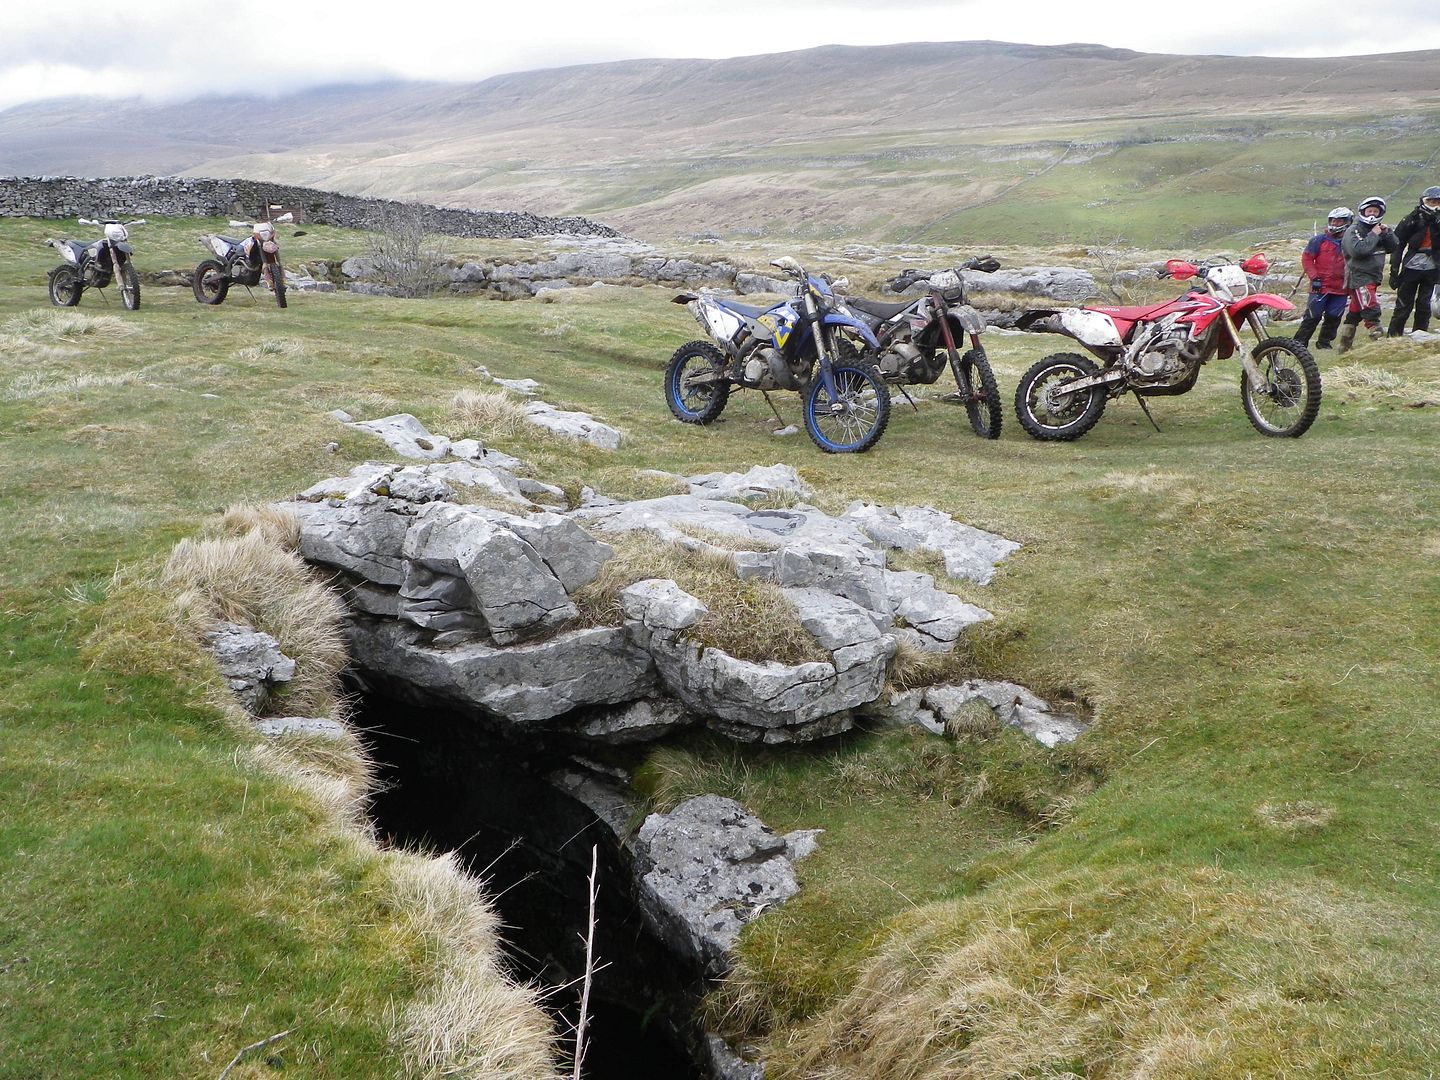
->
[119, 263, 141, 311]
[48, 266, 82, 307]
[1241, 337, 1321, 438]
[665, 340, 730, 424]
[193, 260, 229, 304]
[270, 259, 287, 309]
[1014, 353, 1107, 441]
[804, 363, 891, 453]
[950, 345, 1003, 439]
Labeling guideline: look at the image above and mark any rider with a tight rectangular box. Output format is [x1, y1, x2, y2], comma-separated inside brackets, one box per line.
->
[1387, 185, 1440, 336]
[1338, 196, 1398, 353]
[1295, 207, 1351, 350]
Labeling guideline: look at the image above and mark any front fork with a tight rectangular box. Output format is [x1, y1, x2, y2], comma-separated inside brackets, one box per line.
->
[1224, 311, 1269, 391]
[806, 293, 842, 405]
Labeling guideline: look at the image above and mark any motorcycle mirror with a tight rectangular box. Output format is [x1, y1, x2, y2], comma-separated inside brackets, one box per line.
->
[1240, 253, 1269, 275]
[1165, 259, 1198, 281]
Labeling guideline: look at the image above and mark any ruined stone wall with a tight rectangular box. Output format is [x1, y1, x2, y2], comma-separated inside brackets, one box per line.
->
[0, 175, 619, 238]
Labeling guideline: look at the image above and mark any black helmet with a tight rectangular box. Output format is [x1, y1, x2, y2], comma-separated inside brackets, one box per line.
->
[1422, 186, 1440, 217]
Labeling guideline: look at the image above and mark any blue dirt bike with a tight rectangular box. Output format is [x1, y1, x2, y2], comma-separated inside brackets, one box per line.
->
[665, 257, 892, 453]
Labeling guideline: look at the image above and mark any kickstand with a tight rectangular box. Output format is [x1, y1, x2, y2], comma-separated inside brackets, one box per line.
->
[1133, 391, 1162, 433]
[760, 390, 788, 428]
[243, 285, 255, 298]
[897, 384, 920, 413]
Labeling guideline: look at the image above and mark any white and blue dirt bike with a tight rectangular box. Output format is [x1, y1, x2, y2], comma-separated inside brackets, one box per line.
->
[665, 257, 892, 453]
[44, 218, 146, 310]
[843, 256, 1004, 438]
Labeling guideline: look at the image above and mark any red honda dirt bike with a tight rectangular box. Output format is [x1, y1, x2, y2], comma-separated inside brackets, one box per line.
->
[1013, 253, 1320, 440]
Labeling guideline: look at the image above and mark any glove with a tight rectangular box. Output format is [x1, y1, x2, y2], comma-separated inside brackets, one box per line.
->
[1311, 278, 1324, 291]
[1390, 274, 1400, 289]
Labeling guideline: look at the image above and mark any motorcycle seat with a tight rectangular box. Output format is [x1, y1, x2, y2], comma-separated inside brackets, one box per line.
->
[215, 235, 244, 248]
[713, 299, 770, 319]
[1088, 300, 1180, 321]
[63, 240, 91, 261]
[847, 297, 912, 319]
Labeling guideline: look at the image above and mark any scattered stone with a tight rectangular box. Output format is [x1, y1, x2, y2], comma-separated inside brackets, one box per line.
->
[254, 716, 348, 739]
[633, 795, 818, 974]
[523, 401, 623, 450]
[343, 413, 452, 460]
[924, 680, 1087, 746]
[772, 424, 799, 437]
[203, 621, 296, 714]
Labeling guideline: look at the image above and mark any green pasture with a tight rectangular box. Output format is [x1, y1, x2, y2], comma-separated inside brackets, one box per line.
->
[1, 214, 1438, 1077]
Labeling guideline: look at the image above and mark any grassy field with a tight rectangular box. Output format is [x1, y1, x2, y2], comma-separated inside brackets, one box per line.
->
[2, 215, 1439, 1077]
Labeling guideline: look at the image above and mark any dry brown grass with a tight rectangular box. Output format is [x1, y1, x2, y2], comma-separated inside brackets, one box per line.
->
[572, 534, 827, 665]
[235, 337, 307, 362]
[161, 528, 349, 719]
[448, 386, 530, 438]
[386, 852, 560, 1080]
[763, 867, 1391, 1080]
[2, 308, 140, 340]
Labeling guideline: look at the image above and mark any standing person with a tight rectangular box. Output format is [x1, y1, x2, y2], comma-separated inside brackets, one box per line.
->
[1338, 196, 1398, 353]
[1295, 207, 1352, 350]
[1387, 186, 1440, 336]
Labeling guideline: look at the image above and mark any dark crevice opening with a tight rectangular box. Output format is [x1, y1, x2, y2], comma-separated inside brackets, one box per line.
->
[352, 686, 709, 1079]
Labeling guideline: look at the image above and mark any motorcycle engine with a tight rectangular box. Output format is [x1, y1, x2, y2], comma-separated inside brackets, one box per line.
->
[877, 342, 923, 379]
[743, 346, 791, 390]
[1128, 317, 1194, 380]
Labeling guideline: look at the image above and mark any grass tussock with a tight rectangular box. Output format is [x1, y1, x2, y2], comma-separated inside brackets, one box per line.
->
[161, 526, 349, 718]
[572, 533, 827, 664]
[385, 852, 560, 1080]
[3, 368, 143, 401]
[2, 308, 140, 340]
[235, 337, 308, 362]
[448, 386, 530, 438]
[761, 868, 1391, 1080]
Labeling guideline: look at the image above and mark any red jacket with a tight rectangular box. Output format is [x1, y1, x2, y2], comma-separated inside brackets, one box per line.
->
[1302, 232, 1346, 295]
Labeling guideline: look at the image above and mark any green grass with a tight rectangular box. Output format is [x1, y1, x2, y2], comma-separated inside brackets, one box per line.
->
[1, 214, 1439, 1076]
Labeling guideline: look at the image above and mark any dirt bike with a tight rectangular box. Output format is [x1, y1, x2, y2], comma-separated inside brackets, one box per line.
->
[1013, 253, 1320, 440]
[843, 256, 1004, 438]
[666, 256, 892, 453]
[44, 218, 146, 310]
[193, 213, 293, 308]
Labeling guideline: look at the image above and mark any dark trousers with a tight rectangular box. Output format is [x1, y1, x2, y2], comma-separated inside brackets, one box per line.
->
[1389, 266, 1439, 334]
[1295, 291, 1346, 348]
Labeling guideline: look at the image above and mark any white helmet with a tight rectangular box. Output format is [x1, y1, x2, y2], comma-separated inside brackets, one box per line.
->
[1326, 207, 1353, 234]
[1357, 196, 1386, 224]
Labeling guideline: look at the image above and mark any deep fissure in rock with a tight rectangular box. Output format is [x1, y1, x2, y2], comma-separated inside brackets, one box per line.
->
[354, 688, 707, 1079]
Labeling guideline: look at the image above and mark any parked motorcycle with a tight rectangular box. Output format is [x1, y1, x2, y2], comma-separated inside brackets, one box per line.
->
[666, 257, 892, 453]
[1013, 253, 1320, 440]
[44, 218, 146, 310]
[844, 256, 1004, 438]
[193, 213, 293, 308]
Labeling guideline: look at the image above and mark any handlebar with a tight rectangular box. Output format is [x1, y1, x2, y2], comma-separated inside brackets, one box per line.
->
[78, 218, 145, 227]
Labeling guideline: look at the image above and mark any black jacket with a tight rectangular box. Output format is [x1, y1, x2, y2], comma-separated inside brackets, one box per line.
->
[1391, 206, 1440, 280]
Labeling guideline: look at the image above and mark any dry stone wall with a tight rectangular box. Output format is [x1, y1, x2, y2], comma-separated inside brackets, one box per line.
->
[0, 175, 618, 239]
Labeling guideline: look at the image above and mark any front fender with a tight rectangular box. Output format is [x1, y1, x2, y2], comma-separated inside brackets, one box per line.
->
[947, 305, 987, 335]
[822, 311, 880, 350]
[1231, 293, 1295, 319]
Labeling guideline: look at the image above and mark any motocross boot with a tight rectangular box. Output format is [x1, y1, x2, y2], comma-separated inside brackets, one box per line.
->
[1316, 313, 1341, 349]
[1292, 311, 1318, 348]
[1336, 322, 1358, 354]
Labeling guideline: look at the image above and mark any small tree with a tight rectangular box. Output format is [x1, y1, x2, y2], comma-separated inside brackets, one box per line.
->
[364, 207, 451, 298]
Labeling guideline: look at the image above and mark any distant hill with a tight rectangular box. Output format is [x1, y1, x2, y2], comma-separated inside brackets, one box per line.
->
[5, 40, 1440, 245]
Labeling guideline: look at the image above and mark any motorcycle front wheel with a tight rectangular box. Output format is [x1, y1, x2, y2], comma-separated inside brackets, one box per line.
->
[1241, 337, 1321, 438]
[950, 345, 1003, 439]
[804, 363, 891, 453]
[193, 260, 229, 305]
[269, 259, 287, 309]
[665, 340, 731, 424]
[118, 263, 140, 311]
[1014, 353, 1107, 441]
[48, 266, 82, 307]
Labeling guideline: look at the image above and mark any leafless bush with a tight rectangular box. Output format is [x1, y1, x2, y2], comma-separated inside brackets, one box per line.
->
[364, 207, 452, 298]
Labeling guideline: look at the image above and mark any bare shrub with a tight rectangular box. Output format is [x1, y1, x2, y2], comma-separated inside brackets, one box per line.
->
[364, 207, 452, 298]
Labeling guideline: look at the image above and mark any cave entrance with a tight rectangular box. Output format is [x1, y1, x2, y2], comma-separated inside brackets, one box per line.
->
[353, 690, 706, 1079]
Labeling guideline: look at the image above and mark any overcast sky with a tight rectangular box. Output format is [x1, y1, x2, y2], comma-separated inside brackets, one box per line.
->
[2, 0, 1436, 113]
